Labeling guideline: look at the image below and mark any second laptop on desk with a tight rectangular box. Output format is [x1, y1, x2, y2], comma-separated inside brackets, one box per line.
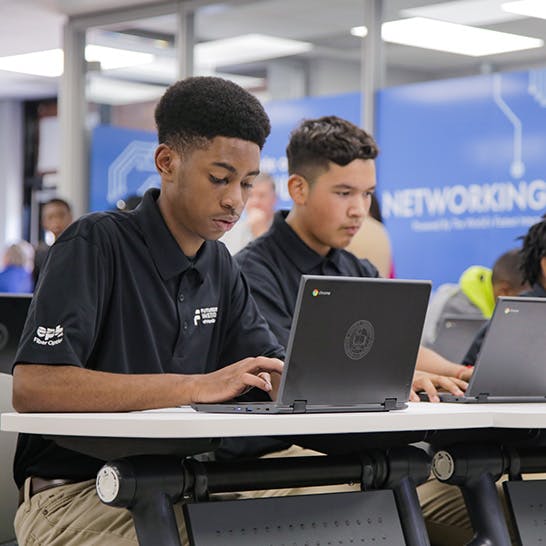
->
[193, 275, 431, 414]
[430, 315, 487, 363]
[430, 296, 546, 404]
[0, 293, 32, 375]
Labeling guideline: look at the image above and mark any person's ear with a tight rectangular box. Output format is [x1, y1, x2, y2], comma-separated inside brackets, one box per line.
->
[287, 174, 310, 205]
[540, 256, 546, 280]
[155, 144, 177, 180]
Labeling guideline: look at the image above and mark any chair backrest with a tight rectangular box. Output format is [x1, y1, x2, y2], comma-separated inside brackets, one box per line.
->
[0, 373, 17, 543]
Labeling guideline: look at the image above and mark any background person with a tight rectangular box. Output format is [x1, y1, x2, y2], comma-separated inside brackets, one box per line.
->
[0, 241, 34, 293]
[220, 172, 277, 254]
[422, 248, 528, 347]
[32, 197, 73, 285]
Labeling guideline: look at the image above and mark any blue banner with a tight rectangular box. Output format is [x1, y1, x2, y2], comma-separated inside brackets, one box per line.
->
[376, 69, 546, 288]
[89, 125, 158, 212]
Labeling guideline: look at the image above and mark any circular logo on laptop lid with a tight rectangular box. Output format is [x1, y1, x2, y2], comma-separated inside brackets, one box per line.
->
[344, 320, 374, 360]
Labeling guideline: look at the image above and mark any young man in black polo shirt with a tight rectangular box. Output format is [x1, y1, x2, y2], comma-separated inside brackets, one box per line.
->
[12, 77, 284, 546]
[234, 116, 481, 546]
[236, 116, 472, 402]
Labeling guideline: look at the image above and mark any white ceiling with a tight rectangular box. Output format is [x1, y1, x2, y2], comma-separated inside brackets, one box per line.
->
[1, 0, 546, 102]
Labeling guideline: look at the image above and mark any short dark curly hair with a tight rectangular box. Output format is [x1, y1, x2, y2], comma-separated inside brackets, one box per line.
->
[154, 76, 271, 151]
[286, 115, 379, 181]
[519, 214, 546, 286]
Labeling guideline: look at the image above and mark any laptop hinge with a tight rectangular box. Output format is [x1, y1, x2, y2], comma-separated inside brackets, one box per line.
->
[383, 398, 398, 410]
[477, 393, 490, 402]
[292, 400, 307, 413]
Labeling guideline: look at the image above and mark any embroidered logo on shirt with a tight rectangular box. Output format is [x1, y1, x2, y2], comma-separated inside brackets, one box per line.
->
[193, 307, 217, 326]
[33, 325, 64, 346]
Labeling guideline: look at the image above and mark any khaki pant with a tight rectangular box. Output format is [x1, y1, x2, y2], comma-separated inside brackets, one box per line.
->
[14, 446, 346, 546]
[14, 478, 189, 546]
[418, 473, 546, 546]
[14, 446, 533, 546]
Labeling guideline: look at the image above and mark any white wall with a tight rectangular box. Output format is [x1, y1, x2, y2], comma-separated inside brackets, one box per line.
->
[308, 57, 360, 97]
[0, 100, 24, 252]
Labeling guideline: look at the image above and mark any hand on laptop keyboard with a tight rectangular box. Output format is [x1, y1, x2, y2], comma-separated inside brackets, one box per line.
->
[410, 370, 467, 403]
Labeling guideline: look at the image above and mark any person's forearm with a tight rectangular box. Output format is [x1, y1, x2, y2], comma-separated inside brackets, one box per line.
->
[415, 346, 468, 378]
[12, 364, 198, 412]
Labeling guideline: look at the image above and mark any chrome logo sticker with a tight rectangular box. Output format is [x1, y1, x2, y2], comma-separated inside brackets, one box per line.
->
[344, 320, 374, 360]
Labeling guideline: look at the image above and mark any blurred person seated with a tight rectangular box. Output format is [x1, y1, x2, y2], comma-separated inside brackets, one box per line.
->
[463, 215, 546, 366]
[33, 198, 73, 285]
[220, 172, 276, 254]
[422, 249, 527, 347]
[0, 241, 34, 293]
[346, 193, 394, 278]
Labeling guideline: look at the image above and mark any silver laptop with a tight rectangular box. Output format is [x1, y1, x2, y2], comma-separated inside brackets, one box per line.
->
[0, 293, 32, 374]
[435, 297, 546, 403]
[431, 315, 487, 363]
[193, 275, 431, 414]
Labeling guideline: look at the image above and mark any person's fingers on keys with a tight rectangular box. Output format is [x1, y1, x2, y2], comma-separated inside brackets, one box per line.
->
[256, 371, 272, 391]
[241, 371, 272, 393]
[435, 375, 464, 396]
[409, 389, 421, 403]
[451, 377, 468, 391]
[247, 356, 284, 375]
[411, 372, 439, 403]
[423, 379, 440, 403]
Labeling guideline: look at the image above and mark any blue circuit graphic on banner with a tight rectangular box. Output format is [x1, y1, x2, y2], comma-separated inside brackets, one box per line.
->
[89, 125, 158, 212]
[262, 93, 360, 209]
[376, 69, 545, 288]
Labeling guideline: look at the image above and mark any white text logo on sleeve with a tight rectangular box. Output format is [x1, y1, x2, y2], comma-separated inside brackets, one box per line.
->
[33, 325, 64, 346]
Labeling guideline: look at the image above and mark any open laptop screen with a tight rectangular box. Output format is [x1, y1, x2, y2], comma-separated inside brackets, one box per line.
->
[0, 293, 32, 374]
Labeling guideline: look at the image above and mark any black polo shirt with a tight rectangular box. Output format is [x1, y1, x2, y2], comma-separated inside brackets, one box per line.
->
[13, 188, 284, 487]
[235, 210, 379, 347]
[462, 282, 546, 366]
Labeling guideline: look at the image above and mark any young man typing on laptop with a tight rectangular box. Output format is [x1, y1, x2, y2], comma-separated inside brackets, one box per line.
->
[236, 116, 471, 400]
[231, 116, 476, 545]
[11, 77, 284, 546]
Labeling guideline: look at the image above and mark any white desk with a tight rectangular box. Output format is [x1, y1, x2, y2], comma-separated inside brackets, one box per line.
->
[3, 403, 546, 546]
[1, 402, 525, 438]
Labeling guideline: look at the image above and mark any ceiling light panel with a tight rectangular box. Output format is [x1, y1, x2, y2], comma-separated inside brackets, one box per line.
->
[502, 0, 546, 19]
[0, 49, 63, 78]
[195, 34, 313, 68]
[381, 17, 543, 57]
[402, 0, 526, 26]
[0, 45, 155, 78]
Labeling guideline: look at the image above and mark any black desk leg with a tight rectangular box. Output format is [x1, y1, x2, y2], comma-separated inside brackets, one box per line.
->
[96, 456, 185, 546]
[383, 447, 432, 546]
[461, 473, 511, 546]
[393, 476, 431, 546]
[432, 447, 511, 546]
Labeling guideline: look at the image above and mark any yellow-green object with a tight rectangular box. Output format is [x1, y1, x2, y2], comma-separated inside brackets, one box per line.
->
[459, 266, 495, 318]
